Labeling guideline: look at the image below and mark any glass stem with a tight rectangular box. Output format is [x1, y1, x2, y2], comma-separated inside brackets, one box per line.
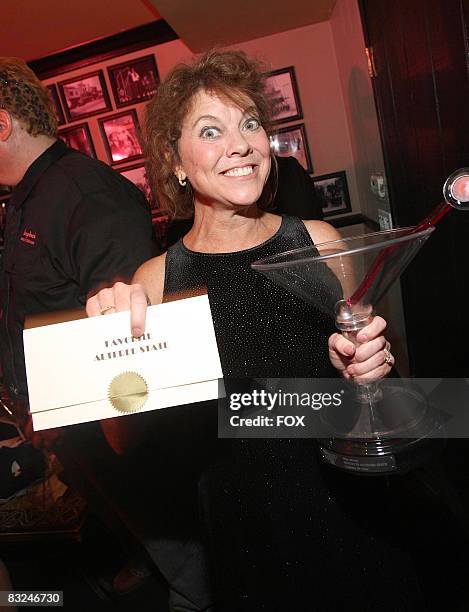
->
[342, 328, 382, 403]
[341, 327, 383, 437]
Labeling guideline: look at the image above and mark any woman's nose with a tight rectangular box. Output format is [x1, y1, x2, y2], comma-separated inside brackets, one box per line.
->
[226, 130, 252, 157]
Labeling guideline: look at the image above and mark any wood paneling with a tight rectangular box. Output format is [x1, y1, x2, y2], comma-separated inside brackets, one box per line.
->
[360, 0, 469, 375]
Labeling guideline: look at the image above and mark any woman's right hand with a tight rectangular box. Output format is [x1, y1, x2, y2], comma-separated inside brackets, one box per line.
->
[86, 281, 149, 337]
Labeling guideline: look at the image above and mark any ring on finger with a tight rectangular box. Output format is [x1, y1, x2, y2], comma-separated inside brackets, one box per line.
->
[100, 305, 116, 315]
[383, 347, 392, 365]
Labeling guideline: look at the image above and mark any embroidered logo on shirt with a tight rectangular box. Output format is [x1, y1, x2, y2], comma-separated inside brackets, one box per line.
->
[20, 229, 37, 246]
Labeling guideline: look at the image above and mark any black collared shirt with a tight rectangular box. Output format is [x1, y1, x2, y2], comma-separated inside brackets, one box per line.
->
[0, 140, 157, 400]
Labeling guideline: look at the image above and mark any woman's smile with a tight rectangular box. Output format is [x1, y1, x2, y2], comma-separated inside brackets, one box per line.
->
[221, 164, 258, 178]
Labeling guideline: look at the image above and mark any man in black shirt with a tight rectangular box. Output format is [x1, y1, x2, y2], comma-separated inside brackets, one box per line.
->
[0, 58, 157, 420]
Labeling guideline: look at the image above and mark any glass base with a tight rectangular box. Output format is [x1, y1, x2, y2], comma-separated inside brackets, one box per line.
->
[320, 382, 436, 439]
[318, 382, 446, 474]
[320, 437, 446, 475]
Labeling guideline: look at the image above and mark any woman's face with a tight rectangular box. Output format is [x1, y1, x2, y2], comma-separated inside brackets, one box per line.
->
[175, 90, 271, 209]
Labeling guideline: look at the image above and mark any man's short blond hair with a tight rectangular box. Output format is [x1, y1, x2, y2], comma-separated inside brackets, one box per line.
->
[0, 57, 57, 137]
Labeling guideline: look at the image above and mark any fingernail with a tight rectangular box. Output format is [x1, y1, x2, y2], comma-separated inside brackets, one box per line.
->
[132, 327, 143, 338]
[347, 366, 355, 376]
[358, 333, 367, 342]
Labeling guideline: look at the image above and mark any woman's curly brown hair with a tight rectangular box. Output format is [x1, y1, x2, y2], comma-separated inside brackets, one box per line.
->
[144, 50, 277, 219]
[0, 57, 57, 138]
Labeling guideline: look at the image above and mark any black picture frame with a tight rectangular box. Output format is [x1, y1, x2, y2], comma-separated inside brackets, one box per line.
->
[58, 70, 112, 122]
[118, 163, 155, 207]
[99, 110, 143, 165]
[108, 54, 159, 108]
[58, 123, 96, 158]
[47, 84, 65, 125]
[30, 22, 177, 81]
[265, 66, 303, 124]
[312, 171, 352, 217]
[269, 124, 312, 173]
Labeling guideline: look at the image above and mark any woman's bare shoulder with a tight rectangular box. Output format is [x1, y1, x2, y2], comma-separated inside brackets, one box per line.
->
[132, 252, 167, 304]
[302, 219, 342, 245]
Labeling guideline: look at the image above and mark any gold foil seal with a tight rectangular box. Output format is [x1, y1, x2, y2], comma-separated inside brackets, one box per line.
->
[108, 371, 148, 414]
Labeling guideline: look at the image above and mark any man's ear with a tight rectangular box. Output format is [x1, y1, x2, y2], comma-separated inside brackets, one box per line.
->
[0, 110, 13, 142]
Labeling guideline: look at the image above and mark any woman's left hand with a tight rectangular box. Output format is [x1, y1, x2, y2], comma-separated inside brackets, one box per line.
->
[328, 316, 394, 382]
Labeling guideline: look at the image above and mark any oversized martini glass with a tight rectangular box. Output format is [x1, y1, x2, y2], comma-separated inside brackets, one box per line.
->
[252, 168, 469, 473]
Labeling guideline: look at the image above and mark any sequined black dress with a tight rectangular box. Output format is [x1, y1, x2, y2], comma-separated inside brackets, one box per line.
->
[163, 216, 422, 611]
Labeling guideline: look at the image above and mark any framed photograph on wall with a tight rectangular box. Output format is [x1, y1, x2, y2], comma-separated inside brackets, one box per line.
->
[58, 70, 112, 122]
[58, 123, 96, 158]
[99, 110, 143, 165]
[118, 163, 155, 207]
[47, 84, 65, 125]
[312, 171, 352, 217]
[108, 55, 159, 108]
[269, 124, 312, 173]
[265, 66, 303, 124]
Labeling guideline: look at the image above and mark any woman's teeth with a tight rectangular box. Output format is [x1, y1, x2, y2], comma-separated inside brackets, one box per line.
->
[224, 166, 254, 177]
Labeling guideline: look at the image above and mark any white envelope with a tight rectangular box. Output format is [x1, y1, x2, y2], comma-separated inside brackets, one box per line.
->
[23, 295, 224, 430]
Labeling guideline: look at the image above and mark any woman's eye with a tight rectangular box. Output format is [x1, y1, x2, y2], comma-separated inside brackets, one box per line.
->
[244, 118, 260, 131]
[200, 126, 220, 139]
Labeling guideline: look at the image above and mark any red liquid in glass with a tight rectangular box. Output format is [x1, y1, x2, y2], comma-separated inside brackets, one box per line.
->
[347, 202, 451, 306]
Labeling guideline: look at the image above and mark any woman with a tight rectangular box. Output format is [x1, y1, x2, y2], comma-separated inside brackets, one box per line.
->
[87, 51, 422, 611]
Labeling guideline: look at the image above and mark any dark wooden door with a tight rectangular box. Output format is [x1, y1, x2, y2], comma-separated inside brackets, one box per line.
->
[360, 0, 469, 376]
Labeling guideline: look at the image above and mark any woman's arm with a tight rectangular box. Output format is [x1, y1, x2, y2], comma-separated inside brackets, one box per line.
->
[302, 219, 343, 244]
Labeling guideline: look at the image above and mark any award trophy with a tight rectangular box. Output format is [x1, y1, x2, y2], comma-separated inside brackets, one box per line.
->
[252, 169, 469, 474]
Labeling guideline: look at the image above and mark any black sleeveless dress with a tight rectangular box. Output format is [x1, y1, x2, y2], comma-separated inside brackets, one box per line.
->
[163, 216, 423, 611]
